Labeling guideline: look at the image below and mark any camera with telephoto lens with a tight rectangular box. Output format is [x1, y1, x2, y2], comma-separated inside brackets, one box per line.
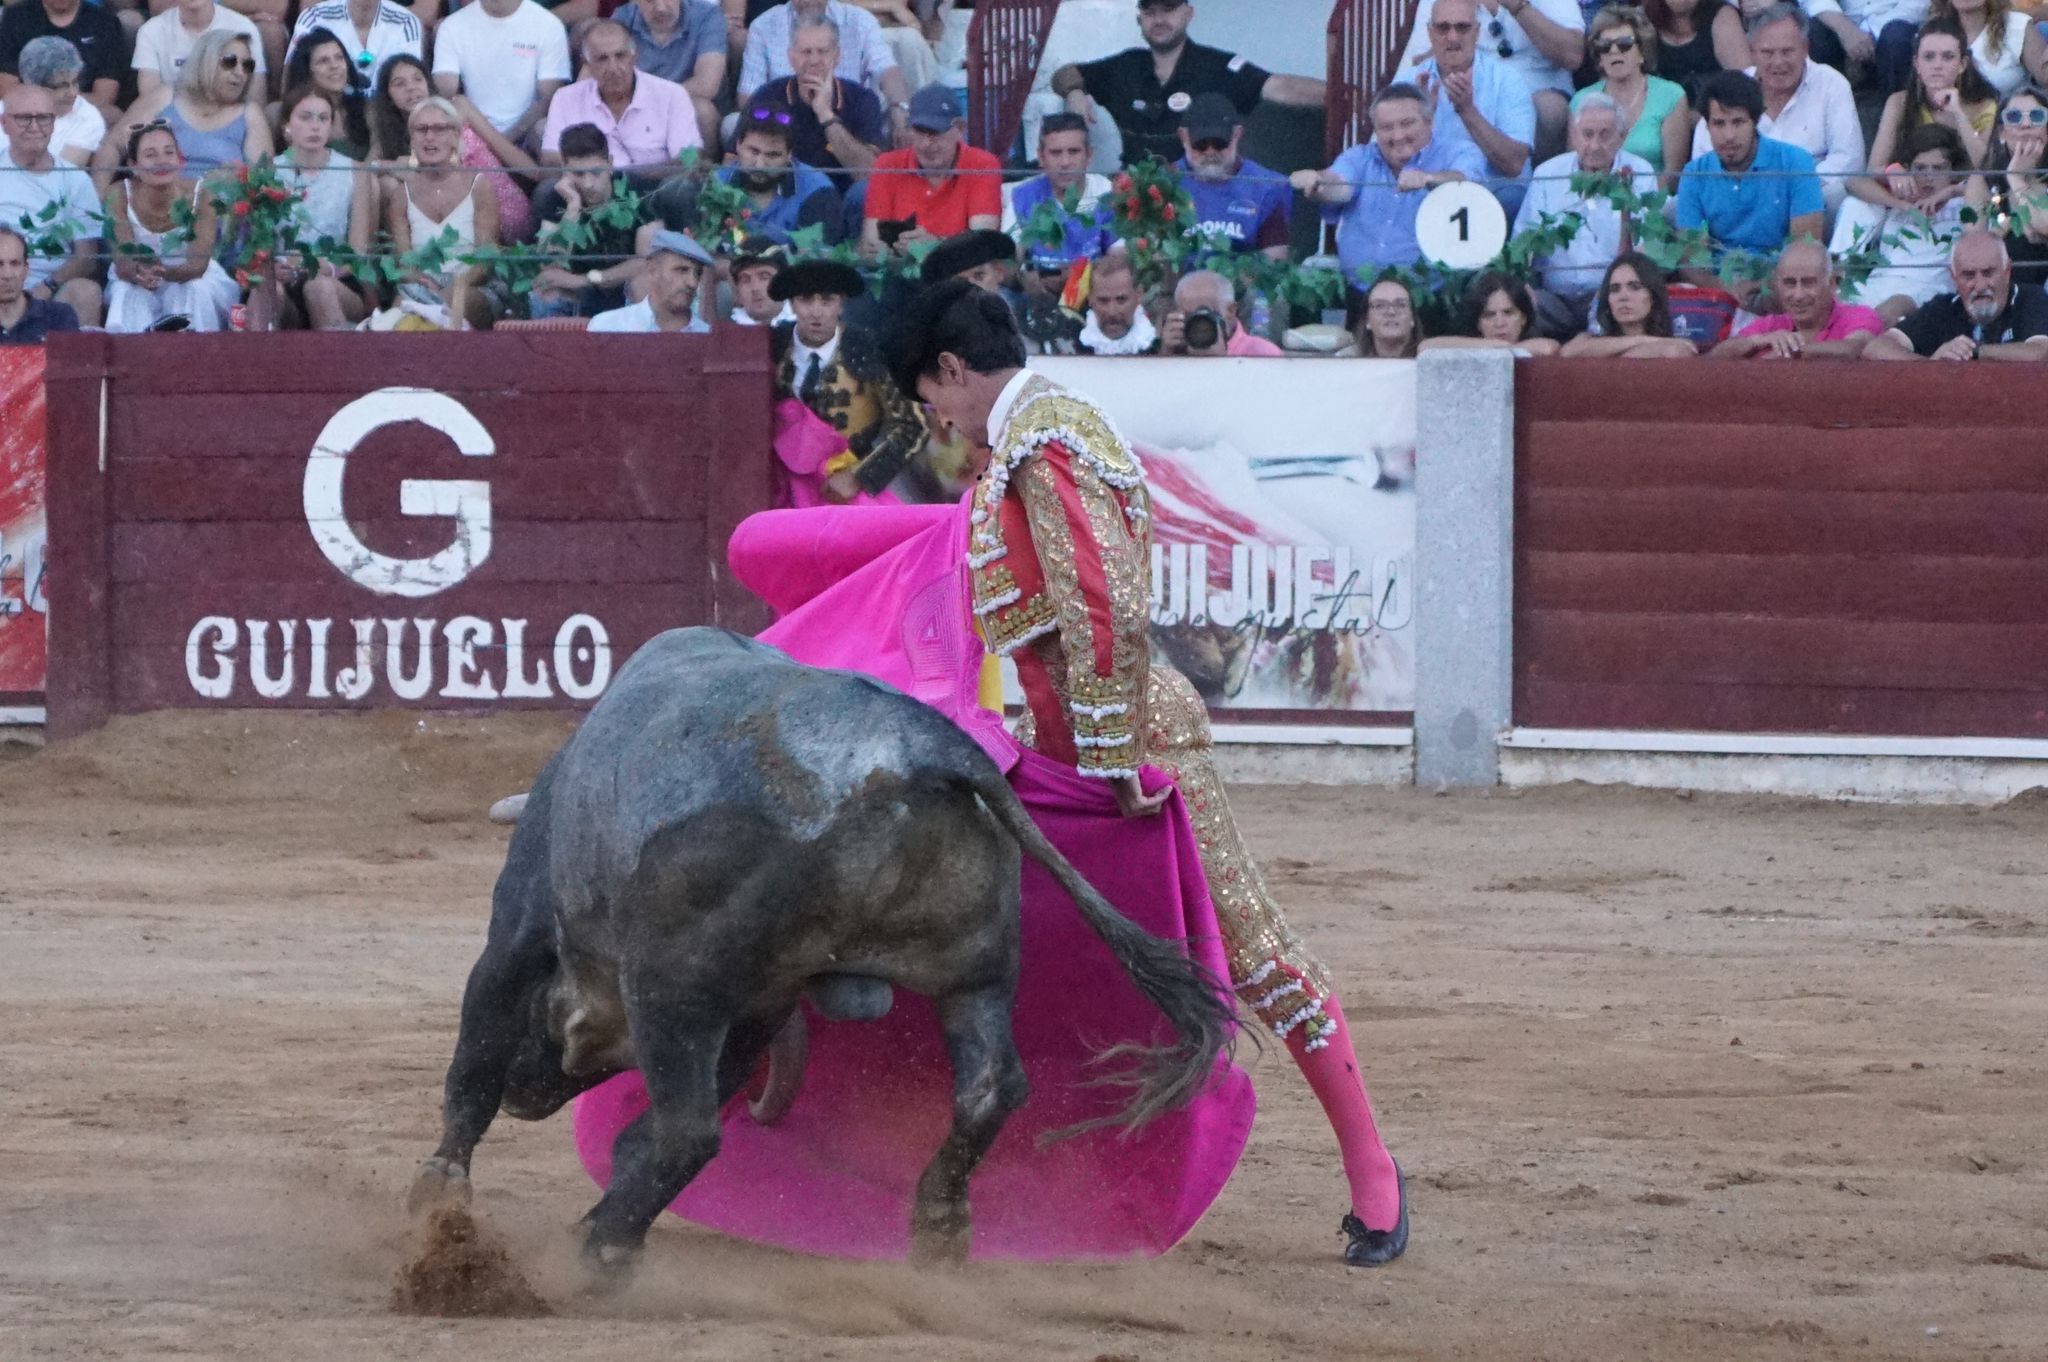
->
[1182, 307, 1225, 352]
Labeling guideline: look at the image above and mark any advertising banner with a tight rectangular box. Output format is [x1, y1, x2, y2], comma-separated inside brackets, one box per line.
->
[0, 347, 47, 703]
[1032, 356, 1416, 726]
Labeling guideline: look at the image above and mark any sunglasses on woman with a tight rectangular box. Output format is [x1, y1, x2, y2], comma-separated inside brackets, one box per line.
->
[1593, 34, 1637, 55]
[2002, 105, 2048, 125]
[220, 55, 257, 72]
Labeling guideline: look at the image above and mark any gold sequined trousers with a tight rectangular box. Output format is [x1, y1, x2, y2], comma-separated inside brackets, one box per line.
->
[1019, 664, 1340, 1049]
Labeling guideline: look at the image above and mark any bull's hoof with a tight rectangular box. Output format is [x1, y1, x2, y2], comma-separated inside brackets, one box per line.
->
[487, 793, 529, 825]
[576, 1237, 641, 1294]
[406, 1157, 473, 1215]
[909, 1205, 971, 1269]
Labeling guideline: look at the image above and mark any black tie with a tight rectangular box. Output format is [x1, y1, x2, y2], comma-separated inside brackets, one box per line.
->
[800, 353, 823, 406]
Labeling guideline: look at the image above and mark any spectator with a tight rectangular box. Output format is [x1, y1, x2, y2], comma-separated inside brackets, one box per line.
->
[1573, 5, 1691, 185]
[1839, 122, 1968, 321]
[1174, 92, 1290, 260]
[131, 0, 268, 99]
[727, 236, 791, 324]
[1561, 251, 1699, 354]
[1076, 251, 1158, 354]
[1964, 83, 2048, 283]
[746, 17, 885, 187]
[541, 20, 699, 173]
[527, 124, 646, 319]
[614, 0, 727, 150]
[1292, 82, 1488, 280]
[1675, 69, 1825, 297]
[1644, 0, 1751, 104]
[371, 54, 535, 243]
[1942, 0, 2044, 98]
[0, 0, 127, 114]
[1688, 5, 1863, 218]
[255, 84, 376, 330]
[1420, 269, 1562, 352]
[1051, 0, 1326, 168]
[0, 87, 98, 328]
[105, 30, 271, 177]
[1710, 237, 1885, 354]
[1002, 110, 1112, 265]
[1397, 0, 1537, 213]
[768, 255, 926, 501]
[860, 83, 998, 258]
[650, 100, 844, 244]
[0, 224, 77, 342]
[1012, 248, 1084, 355]
[384, 96, 502, 330]
[272, 27, 371, 158]
[1398, 0, 1586, 161]
[847, 0, 942, 95]
[739, 0, 907, 145]
[431, 0, 569, 142]
[1864, 225, 2048, 356]
[103, 121, 238, 331]
[285, 0, 422, 87]
[1, 37, 108, 167]
[1859, 17, 1997, 188]
[920, 227, 1013, 290]
[1802, 0, 1921, 93]
[1345, 272, 1423, 358]
[1163, 268, 1282, 355]
[1516, 93, 1654, 317]
[590, 228, 715, 330]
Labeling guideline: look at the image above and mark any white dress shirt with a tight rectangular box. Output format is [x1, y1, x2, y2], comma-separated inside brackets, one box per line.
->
[1513, 148, 1655, 298]
[1797, 0, 1929, 39]
[588, 298, 710, 332]
[790, 328, 842, 382]
[1399, 0, 1586, 97]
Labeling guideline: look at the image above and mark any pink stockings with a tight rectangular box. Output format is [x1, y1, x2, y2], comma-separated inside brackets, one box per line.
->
[1283, 995, 1402, 1231]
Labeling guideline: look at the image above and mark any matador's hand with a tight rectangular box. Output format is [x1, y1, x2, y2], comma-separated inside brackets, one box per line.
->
[1111, 773, 1170, 817]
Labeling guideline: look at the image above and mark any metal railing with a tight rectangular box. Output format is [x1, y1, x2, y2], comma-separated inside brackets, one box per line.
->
[966, 0, 1061, 158]
[1327, 0, 1418, 161]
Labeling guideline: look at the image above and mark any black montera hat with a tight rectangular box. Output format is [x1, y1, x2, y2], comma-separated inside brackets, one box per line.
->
[769, 257, 867, 301]
[920, 229, 1018, 285]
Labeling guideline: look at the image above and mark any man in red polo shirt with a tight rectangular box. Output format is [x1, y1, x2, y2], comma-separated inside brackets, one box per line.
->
[860, 84, 1001, 260]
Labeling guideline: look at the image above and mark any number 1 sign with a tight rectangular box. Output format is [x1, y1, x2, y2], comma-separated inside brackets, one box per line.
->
[1414, 181, 1509, 272]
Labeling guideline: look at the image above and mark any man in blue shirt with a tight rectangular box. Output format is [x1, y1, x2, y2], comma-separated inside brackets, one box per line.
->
[1002, 111, 1114, 267]
[1173, 91, 1291, 260]
[1292, 82, 1490, 284]
[1675, 68, 1825, 306]
[0, 225, 78, 344]
[1396, 0, 1536, 215]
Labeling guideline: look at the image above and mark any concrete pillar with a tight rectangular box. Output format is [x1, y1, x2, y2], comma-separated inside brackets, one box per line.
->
[1413, 349, 1516, 788]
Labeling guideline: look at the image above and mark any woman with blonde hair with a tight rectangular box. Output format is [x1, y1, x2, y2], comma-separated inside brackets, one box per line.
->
[100, 30, 273, 180]
[1572, 5, 1691, 187]
[383, 96, 501, 330]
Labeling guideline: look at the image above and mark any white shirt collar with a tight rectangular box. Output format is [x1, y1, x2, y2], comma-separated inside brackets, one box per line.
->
[984, 367, 1036, 448]
[792, 327, 840, 373]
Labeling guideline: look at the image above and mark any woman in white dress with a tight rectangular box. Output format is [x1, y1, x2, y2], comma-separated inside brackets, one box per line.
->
[102, 121, 241, 332]
[1936, 0, 2048, 98]
[381, 96, 500, 330]
[246, 83, 376, 330]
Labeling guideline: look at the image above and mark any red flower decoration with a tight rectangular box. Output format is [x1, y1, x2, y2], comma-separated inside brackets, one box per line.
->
[232, 200, 251, 217]
[1161, 205, 1176, 222]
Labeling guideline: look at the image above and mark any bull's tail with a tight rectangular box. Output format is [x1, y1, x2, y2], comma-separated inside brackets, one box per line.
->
[959, 758, 1236, 1133]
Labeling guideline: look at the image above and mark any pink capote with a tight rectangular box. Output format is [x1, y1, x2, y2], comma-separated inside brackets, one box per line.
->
[772, 398, 902, 509]
[571, 502, 1256, 1261]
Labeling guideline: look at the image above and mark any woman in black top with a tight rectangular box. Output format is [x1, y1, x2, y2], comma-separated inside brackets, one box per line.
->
[1643, 0, 1752, 105]
[1966, 84, 2048, 282]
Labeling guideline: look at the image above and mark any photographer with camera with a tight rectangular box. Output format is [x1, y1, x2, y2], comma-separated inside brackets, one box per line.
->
[1161, 268, 1283, 356]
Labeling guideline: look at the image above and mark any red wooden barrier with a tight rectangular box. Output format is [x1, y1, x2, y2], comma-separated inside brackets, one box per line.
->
[42, 332, 775, 739]
[967, 0, 1060, 159]
[1326, 0, 1416, 162]
[1514, 360, 2048, 737]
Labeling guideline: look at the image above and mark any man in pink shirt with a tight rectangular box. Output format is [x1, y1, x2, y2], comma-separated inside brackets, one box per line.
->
[541, 19, 700, 174]
[1711, 239, 1884, 359]
[1165, 268, 1284, 357]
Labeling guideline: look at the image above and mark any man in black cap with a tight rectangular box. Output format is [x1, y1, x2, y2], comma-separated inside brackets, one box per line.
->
[1175, 91, 1292, 261]
[769, 256, 927, 501]
[919, 228, 1015, 293]
[728, 236, 791, 326]
[1049, 0, 1326, 167]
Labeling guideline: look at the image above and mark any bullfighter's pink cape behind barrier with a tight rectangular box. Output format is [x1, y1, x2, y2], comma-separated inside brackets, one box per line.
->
[571, 502, 1257, 1261]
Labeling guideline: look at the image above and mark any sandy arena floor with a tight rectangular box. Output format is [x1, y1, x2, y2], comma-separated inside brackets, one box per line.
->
[0, 713, 2042, 1361]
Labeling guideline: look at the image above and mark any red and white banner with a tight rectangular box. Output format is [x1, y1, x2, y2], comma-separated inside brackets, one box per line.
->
[0, 347, 47, 703]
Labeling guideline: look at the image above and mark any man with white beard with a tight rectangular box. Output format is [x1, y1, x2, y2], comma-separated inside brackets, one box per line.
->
[1864, 230, 2048, 360]
[1172, 92, 1291, 261]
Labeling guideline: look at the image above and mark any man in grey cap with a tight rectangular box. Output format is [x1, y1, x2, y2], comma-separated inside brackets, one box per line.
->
[588, 229, 714, 332]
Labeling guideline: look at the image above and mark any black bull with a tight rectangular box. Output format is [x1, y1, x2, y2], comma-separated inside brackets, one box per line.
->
[413, 628, 1234, 1270]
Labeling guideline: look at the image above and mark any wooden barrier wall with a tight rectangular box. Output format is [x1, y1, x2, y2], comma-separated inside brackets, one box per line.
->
[1515, 361, 2048, 737]
[43, 333, 775, 738]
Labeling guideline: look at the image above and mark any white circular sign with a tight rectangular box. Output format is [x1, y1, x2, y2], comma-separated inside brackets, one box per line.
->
[1414, 181, 1509, 271]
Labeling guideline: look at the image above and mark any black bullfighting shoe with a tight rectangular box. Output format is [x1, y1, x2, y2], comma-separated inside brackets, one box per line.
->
[1340, 1161, 1409, 1267]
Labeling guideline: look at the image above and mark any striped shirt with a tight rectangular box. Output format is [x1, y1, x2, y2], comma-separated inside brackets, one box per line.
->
[288, 1, 423, 84]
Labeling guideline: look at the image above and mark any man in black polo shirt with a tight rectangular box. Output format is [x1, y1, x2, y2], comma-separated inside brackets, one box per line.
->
[1866, 231, 2048, 362]
[0, 226, 79, 344]
[746, 13, 884, 190]
[0, 0, 127, 113]
[1050, 0, 1325, 167]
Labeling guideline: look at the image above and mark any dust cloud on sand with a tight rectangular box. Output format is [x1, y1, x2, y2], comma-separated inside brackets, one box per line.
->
[1, 712, 2044, 1360]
